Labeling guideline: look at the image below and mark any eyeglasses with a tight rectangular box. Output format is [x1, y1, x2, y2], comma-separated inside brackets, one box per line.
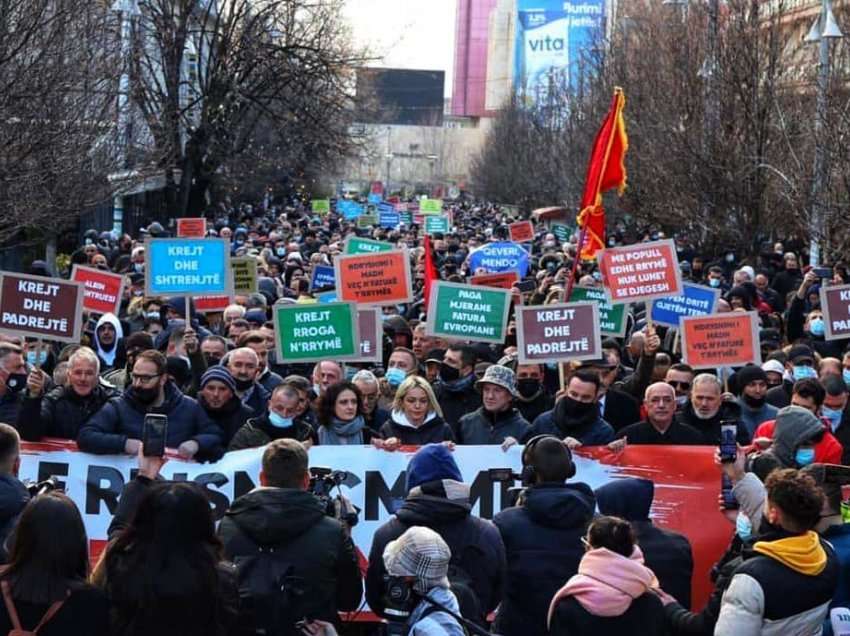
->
[131, 373, 161, 384]
[667, 381, 691, 390]
[648, 396, 675, 405]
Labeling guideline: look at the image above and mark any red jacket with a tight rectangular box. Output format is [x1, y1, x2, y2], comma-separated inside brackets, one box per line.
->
[752, 418, 843, 464]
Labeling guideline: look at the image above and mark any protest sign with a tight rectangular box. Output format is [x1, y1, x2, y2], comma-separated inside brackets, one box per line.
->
[681, 311, 761, 369]
[468, 241, 530, 277]
[273, 301, 359, 363]
[379, 208, 400, 229]
[370, 181, 383, 195]
[71, 265, 124, 316]
[598, 239, 682, 303]
[316, 291, 338, 303]
[351, 308, 383, 363]
[509, 220, 535, 243]
[820, 284, 850, 340]
[193, 295, 231, 313]
[310, 265, 336, 291]
[357, 214, 378, 228]
[338, 200, 363, 219]
[568, 286, 627, 337]
[424, 215, 451, 235]
[176, 217, 207, 238]
[552, 223, 572, 242]
[311, 199, 330, 215]
[470, 271, 520, 290]
[335, 249, 413, 306]
[145, 238, 232, 296]
[425, 282, 511, 343]
[516, 302, 600, 364]
[367, 193, 382, 205]
[651, 283, 720, 327]
[230, 257, 257, 295]
[343, 236, 394, 255]
[0, 273, 83, 343]
[399, 211, 413, 225]
[420, 198, 442, 214]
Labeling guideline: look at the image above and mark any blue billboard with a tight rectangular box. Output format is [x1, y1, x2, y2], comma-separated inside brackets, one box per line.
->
[515, 0, 607, 103]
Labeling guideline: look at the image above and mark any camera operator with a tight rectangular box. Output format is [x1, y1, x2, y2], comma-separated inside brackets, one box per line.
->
[217, 438, 362, 633]
[0, 423, 29, 562]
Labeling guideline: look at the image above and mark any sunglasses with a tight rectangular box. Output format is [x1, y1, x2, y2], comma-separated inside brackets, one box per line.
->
[668, 380, 692, 390]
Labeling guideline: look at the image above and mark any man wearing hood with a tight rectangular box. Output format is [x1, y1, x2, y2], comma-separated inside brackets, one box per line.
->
[493, 435, 595, 636]
[525, 371, 615, 447]
[595, 477, 694, 607]
[92, 312, 125, 374]
[457, 365, 529, 445]
[736, 365, 779, 438]
[365, 444, 505, 623]
[217, 439, 361, 631]
[436, 345, 482, 435]
[675, 373, 750, 445]
[78, 350, 223, 460]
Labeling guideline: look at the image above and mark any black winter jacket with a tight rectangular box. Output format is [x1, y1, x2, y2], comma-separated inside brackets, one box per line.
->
[456, 407, 529, 445]
[675, 400, 750, 445]
[227, 414, 317, 451]
[218, 488, 362, 625]
[550, 592, 666, 636]
[492, 482, 596, 636]
[17, 384, 119, 441]
[378, 414, 454, 445]
[0, 474, 29, 562]
[199, 395, 254, 446]
[436, 379, 482, 435]
[515, 390, 554, 426]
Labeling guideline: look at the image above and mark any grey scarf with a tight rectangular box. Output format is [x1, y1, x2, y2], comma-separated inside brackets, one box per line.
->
[318, 415, 366, 445]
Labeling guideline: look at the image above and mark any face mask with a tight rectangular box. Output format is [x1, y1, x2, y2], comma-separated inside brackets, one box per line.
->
[276, 247, 286, 257]
[844, 369, 850, 387]
[134, 263, 144, 273]
[792, 365, 816, 381]
[133, 386, 159, 405]
[676, 394, 688, 407]
[203, 354, 219, 368]
[809, 318, 825, 337]
[708, 278, 721, 288]
[742, 393, 766, 409]
[269, 412, 294, 429]
[439, 363, 461, 383]
[145, 311, 160, 320]
[517, 378, 541, 399]
[386, 367, 407, 387]
[795, 447, 816, 467]
[725, 253, 735, 263]
[234, 377, 254, 392]
[5, 374, 27, 394]
[561, 396, 597, 419]
[26, 351, 47, 366]
[822, 406, 843, 431]
[504, 334, 517, 348]
[736, 512, 752, 542]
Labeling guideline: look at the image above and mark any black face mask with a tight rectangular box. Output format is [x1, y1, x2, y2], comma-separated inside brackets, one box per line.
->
[234, 377, 254, 392]
[743, 394, 766, 409]
[133, 386, 160, 405]
[203, 354, 220, 368]
[517, 378, 541, 399]
[5, 374, 26, 394]
[561, 396, 597, 420]
[439, 363, 461, 383]
[504, 334, 517, 347]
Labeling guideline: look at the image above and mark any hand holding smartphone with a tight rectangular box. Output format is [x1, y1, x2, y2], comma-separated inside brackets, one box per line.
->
[142, 414, 168, 457]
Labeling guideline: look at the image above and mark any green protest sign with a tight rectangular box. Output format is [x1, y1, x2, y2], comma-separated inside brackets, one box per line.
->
[231, 257, 258, 295]
[420, 198, 443, 214]
[569, 285, 627, 337]
[343, 236, 394, 255]
[424, 215, 450, 235]
[273, 301, 359, 363]
[399, 211, 413, 225]
[552, 224, 573, 242]
[311, 199, 330, 215]
[357, 214, 378, 228]
[425, 282, 511, 344]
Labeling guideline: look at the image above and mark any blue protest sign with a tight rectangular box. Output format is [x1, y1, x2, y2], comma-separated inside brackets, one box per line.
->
[310, 265, 336, 291]
[145, 238, 232, 296]
[651, 282, 720, 327]
[316, 291, 338, 303]
[379, 210, 400, 228]
[337, 200, 363, 219]
[367, 193, 382, 204]
[468, 241, 530, 276]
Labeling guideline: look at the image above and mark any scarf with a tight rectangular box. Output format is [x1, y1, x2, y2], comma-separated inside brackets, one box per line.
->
[753, 530, 827, 576]
[547, 546, 658, 626]
[439, 373, 476, 394]
[318, 415, 365, 445]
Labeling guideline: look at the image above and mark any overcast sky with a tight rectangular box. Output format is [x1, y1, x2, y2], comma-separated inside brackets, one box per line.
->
[342, 0, 456, 97]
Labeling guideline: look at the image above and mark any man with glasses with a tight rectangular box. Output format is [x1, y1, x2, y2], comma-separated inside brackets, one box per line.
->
[79, 350, 223, 460]
[665, 363, 695, 409]
[352, 370, 389, 432]
[610, 382, 703, 447]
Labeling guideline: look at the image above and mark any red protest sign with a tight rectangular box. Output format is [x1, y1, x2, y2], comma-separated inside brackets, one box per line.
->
[193, 295, 231, 313]
[71, 265, 125, 316]
[0, 272, 83, 343]
[598, 238, 682, 303]
[176, 217, 207, 238]
[515, 301, 601, 364]
[370, 181, 383, 195]
[821, 284, 850, 340]
[681, 311, 761, 369]
[509, 220, 534, 243]
[351, 308, 383, 363]
[470, 271, 519, 290]
[335, 249, 413, 306]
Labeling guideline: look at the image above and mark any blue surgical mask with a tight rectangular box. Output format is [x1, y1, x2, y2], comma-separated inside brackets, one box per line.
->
[822, 406, 843, 431]
[26, 350, 47, 366]
[386, 367, 406, 387]
[736, 512, 752, 541]
[145, 311, 160, 320]
[709, 278, 721, 288]
[809, 318, 825, 337]
[268, 412, 293, 429]
[795, 447, 816, 467]
[276, 247, 286, 257]
[134, 263, 144, 273]
[843, 369, 850, 387]
[793, 365, 817, 381]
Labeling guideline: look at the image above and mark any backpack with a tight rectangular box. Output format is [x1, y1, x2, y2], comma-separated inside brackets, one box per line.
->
[444, 546, 486, 628]
[233, 545, 307, 636]
[0, 581, 67, 636]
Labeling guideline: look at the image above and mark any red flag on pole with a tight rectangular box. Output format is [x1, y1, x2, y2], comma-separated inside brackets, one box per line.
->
[576, 87, 629, 260]
[423, 235, 439, 311]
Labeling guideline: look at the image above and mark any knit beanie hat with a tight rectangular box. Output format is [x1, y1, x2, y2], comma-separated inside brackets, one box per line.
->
[735, 365, 768, 393]
[405, 444, 463, 492]
[200, 366, 237, 393]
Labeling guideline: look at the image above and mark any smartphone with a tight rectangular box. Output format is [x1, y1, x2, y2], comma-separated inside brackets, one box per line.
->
[813, 266, 832, 279]
[719, 421, 737, 463]
[142, 414, 168, 457]
[721, 474, 738, 510]
[516, 279, 537, 293]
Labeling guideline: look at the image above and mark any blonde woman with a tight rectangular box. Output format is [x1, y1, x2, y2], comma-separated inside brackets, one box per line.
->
[376, 376, 454, 449]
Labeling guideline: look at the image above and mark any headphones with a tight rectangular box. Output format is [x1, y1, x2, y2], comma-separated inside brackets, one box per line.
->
[521, 434, 575, 486]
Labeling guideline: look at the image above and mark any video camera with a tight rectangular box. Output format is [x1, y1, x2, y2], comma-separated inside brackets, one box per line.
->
[23, 476, 62, 498]
[308, 467, 359, 527]
[487, 468, 526, 507]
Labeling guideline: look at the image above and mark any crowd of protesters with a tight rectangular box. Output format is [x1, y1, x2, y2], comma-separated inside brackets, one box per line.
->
[0, 198, 846, 635]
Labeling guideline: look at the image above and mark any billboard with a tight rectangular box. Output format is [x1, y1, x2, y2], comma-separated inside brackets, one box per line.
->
[515, 0, 607, 104]
[356, 68, 445, 126]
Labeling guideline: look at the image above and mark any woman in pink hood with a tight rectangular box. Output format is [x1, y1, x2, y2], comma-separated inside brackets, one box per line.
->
[547, 516, 666, 636]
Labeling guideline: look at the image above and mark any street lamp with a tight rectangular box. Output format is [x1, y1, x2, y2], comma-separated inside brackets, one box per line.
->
[385, 152, 394, 197]
[805, 0, 842, 267]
